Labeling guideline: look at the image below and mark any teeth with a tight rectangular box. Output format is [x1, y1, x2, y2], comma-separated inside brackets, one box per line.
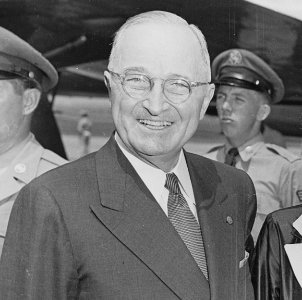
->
[139, 119, 172, 127]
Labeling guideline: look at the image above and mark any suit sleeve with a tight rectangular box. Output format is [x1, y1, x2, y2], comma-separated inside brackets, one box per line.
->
[0, 182, 79, 299]
[245, 174, 257, 254]
[251, 214, 281, 300]
[237, 172, 257, 300]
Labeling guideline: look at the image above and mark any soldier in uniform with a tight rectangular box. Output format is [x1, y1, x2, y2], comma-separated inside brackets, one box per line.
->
[204, 48, 302, 243]
[0, 27, 67, 256]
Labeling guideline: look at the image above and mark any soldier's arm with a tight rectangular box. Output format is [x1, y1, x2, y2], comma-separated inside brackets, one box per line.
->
[280, 159, 302, 207]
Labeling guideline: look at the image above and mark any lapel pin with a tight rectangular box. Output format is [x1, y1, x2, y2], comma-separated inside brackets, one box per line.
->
[226, 216, 233, 225]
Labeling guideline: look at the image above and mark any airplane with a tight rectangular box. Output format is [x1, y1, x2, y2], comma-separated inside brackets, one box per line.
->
[1, 0, 301, 159]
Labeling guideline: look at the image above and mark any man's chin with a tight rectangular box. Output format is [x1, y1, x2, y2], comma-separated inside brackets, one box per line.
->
[136, 144, 171, 157]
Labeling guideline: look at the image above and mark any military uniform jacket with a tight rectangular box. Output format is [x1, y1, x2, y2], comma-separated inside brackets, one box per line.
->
[0, 136, 256, 299]
[204, 134, 302, 242]
[0, 134, 67, 256]
[251, 205, 302, 300]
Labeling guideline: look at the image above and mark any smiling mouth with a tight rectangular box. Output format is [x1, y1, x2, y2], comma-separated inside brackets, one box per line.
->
[138, 119, 173, 130]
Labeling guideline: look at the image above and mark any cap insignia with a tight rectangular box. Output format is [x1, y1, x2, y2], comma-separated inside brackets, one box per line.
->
[228, 50, 242, 65]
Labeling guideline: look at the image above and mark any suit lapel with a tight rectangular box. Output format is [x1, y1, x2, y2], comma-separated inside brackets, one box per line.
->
[186, 152, 238, 299]
[90, 137, 210, 299]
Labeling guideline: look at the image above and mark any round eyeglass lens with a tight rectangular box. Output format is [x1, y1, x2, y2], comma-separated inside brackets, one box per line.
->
[123, 74, 151, 98]
[164, 79, 190, 103]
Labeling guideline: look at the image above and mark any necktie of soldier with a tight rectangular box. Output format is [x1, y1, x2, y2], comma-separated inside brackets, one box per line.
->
[165, 173, 208, 280]
[224, 147, 239, 166]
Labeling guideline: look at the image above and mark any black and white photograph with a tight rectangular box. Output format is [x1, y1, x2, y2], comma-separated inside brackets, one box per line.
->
[0, 0, 301, 299]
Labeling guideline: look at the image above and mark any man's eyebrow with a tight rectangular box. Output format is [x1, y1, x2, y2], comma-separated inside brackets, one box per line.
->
[123, 67, 146, 73]
[168, 73, 191, 80]
[123, 68, 192, 80]
[220, 92, 248, 100]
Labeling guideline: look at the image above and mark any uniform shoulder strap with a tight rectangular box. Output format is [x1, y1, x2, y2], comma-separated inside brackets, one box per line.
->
[265, 143, 301, 163]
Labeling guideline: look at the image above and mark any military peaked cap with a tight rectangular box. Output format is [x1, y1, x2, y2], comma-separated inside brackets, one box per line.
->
[0, 26, 58, 92]
[212, 48, 284, 103]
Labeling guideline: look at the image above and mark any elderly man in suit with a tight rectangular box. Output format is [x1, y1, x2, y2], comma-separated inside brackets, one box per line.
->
[0, 27, 67, 257]
[251, 205, 302, 299]
[0, 11, 256, 299]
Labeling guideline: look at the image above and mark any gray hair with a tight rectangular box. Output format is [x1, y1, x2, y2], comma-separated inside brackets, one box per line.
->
[108, 11, 211, 80]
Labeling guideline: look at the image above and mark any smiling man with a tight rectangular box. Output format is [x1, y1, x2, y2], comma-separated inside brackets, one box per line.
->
[0, 12, 256, 299]
[204, 49, 302, 243]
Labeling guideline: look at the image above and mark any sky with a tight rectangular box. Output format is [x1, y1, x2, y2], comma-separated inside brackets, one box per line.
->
[245, 0, 302, 21]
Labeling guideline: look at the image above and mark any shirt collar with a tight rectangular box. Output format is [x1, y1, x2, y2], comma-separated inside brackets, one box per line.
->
[225, 133, 265, 162]
[114, 133, 193, 200]
[171, 152, 193, 199]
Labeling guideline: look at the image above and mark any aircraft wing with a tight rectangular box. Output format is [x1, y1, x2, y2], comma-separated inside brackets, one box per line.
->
[1, 0, 301, 149]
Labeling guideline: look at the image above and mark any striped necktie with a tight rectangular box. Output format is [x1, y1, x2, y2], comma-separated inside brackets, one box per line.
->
[224, 147, 239, 167]
[165, 173, 208, 279]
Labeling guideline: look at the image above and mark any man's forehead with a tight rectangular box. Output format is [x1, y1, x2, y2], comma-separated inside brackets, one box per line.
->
[115, 22, 204, 76]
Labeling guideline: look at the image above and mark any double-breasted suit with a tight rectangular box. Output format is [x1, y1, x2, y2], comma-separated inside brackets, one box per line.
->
[0, 136, 256, 299]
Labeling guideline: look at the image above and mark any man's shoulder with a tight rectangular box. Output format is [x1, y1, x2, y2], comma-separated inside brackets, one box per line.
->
[264, 143, 301, 163]
[15, 152, 99, 219]
[267, 204, 302, 225]
[36, 149, 68, 177]
[186, 151, 251, 181]
[36, 151, 96, 187]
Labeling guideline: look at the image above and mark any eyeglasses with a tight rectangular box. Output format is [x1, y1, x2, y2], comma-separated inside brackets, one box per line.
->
[107, 69, 210, 104]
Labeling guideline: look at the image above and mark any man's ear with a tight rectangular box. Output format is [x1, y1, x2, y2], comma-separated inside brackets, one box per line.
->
[104, 70, 111, 93]
[257, 104, 271, 121]
[22, 88, 41, 115]
[200, 83, 215, 120]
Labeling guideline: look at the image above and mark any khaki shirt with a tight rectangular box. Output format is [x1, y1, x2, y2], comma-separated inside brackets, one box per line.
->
[204, 134, 302, 242]
[0, 134, 67, 256]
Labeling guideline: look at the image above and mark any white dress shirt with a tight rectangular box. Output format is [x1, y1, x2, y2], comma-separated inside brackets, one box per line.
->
[115, 134, 198, 222]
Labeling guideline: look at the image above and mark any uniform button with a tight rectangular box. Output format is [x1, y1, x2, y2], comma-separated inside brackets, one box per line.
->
[226, 216, 233, 225]
[14, 163, 26, 173]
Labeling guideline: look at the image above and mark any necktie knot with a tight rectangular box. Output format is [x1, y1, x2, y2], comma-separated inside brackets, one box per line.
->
[165, 173, 181, 195]
[224, 147, 239, 166]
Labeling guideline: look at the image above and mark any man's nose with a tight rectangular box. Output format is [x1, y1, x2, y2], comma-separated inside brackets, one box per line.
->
[142, 82, 169, 115]
[220, 98, 232, 112]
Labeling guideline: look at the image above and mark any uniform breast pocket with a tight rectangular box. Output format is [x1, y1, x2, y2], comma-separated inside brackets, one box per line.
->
[256, 192, 280, 221]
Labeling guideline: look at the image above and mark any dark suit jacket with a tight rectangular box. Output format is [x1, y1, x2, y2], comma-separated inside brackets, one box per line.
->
[0, 136, 256, 299]
[251, 205, 302, 300]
